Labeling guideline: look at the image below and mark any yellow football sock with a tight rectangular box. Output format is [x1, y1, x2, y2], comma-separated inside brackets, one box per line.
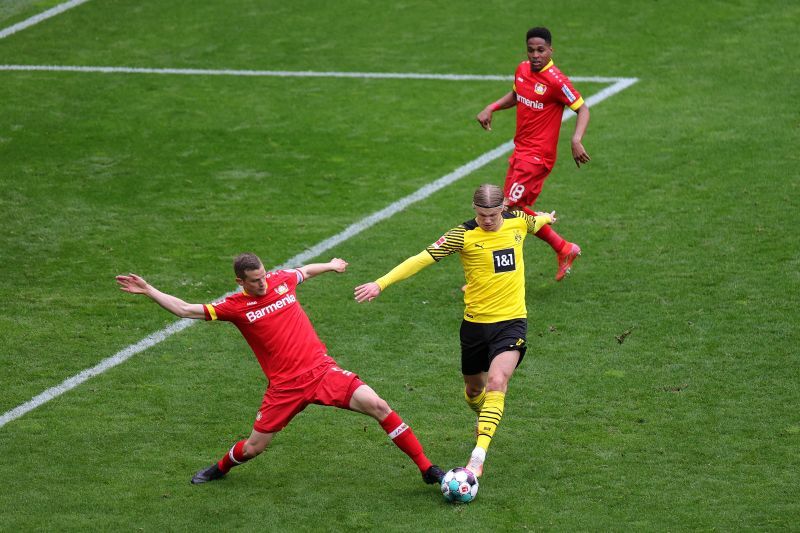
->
[464, 387, 486, 414]
[476, 390, 505, 452]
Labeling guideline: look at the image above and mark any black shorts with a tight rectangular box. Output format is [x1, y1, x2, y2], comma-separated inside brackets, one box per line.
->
[460, 318, 527, 375]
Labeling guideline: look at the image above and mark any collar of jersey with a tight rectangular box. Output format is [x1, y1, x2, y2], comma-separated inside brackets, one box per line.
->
[537, 59, 554, 73]
[241, 286, 267, 297]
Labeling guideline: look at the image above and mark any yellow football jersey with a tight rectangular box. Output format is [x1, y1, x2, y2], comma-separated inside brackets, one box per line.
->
[426, 211, 540, 323]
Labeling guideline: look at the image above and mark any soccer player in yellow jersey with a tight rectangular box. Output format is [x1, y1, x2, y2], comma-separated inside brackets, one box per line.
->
[354, 184, 556, 478]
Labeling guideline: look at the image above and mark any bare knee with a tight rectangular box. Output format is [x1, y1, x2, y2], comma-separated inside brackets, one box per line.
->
[349, 384, 393, 420]
[369, 396, 392, 420]
[356, 393, 391, 421]
[486, 375, 510, 393]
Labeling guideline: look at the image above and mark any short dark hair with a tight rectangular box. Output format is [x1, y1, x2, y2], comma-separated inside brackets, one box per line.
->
[233, 252, 263, 279]
[526, 26, 552, 45]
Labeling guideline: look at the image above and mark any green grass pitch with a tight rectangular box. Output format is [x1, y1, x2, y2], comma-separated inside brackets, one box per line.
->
[1, 0, 798, 530]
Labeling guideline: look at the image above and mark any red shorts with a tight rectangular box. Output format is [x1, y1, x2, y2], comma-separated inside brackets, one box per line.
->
[253, 360, 364, 434]
[503, 158, 552, 208]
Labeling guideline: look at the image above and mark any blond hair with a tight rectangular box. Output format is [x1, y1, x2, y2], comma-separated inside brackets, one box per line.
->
[472, 184, 504, 209]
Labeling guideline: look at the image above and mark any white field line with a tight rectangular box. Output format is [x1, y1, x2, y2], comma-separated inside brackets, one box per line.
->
[0, 75, 637, 428]
[0, 0, 91, 40]
[0, 63, 636, 85]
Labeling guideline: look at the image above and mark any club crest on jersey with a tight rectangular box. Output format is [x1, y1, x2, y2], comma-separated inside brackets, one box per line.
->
[274, 282, 289, 295]
[534, 83, 546, 95]
[431, 236, 447, 249]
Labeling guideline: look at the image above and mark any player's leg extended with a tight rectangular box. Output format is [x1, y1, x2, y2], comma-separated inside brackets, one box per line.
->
[466, 350, 519, 477]
[191, 385, 304, 485]
[191, 429, 274, 484]
[349, 383, 444, 484]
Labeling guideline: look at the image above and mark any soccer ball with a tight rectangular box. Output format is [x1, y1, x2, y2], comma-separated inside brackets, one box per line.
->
[440, 467, 479, 503]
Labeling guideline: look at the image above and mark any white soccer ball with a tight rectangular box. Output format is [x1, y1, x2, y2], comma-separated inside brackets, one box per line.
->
[440, 467, 479, 503]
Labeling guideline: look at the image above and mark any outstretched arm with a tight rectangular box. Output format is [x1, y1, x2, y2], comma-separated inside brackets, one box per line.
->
[298, 257, 348, 281]
[116, 273, 206, 319]
[476, 91, 516, 131]
[571, 104, 591, 167]
[354, 251, 435, 303]
[532, 211, 557, 232]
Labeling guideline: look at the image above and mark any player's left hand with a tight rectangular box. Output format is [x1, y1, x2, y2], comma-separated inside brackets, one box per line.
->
[571, 140, 591, 167]
[329, 258, 348, 273]
[532, 211, 557, 233]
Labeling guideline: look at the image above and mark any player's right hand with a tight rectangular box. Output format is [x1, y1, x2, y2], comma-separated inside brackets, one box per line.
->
[476, 109, 493, 131]
[354, 282, 381, 303]
[116, 273, 150, 294]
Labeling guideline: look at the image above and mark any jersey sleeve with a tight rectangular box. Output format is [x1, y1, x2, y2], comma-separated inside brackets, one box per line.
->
[557, 75, 584, 111]
[510, 210, 553, 234]
[204, 297, 236, 322]
[375, 251, 435, 291]
[425, 226, 466, 261]
[374, 226, 464, 291]
[512, 62, 523, 94]
[283, 268, 304, 286]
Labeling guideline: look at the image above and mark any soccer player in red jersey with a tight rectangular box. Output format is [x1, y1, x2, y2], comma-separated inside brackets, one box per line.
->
[476, 26, 590, 281]
[116, 253, 444, 486]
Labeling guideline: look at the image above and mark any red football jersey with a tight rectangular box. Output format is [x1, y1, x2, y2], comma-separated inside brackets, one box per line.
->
[203, 269, 332, 386]
[511, 59, 585, 168]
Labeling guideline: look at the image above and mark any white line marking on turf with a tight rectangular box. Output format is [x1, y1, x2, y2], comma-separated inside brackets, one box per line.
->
[0, 76, 637, 429]
[0, 63, 637, 85]
[0, 0, 91, 40]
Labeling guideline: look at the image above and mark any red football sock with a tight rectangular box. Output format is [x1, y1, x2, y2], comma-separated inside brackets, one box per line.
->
[217, 440, 250, 473]
[379, 411, 432, 473]
[535, 223, 567, 253]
